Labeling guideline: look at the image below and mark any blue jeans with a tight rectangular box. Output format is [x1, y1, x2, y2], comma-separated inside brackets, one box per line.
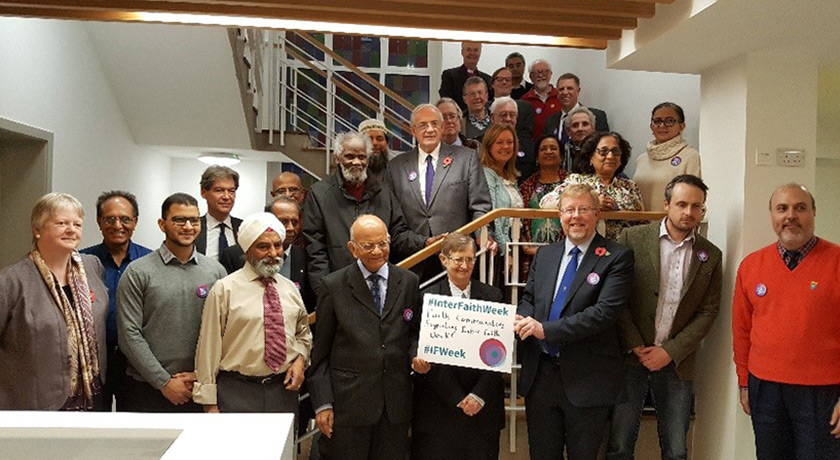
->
[606, 364, 693, 460]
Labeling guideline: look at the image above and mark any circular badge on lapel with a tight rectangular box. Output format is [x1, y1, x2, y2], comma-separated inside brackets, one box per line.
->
[586, 272, 600, 286]
[403, 308, 414, 322]
[408, 171, 418, 182]
[517, 151, 525, 157]
[755, 283, 767, 297]
[697, 250, 709, 262]
[196, 285, 209, 299]
[671, 156, 682, 166]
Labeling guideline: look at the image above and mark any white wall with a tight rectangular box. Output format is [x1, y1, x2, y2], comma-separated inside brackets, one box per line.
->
[168, 158, 269, 222]
[439, 42, 701, 175]
[0, 17, 172, 250]
[816, 66, 840, 242]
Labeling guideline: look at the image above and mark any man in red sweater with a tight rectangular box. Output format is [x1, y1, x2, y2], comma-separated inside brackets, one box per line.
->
[733, 183, 840, 460]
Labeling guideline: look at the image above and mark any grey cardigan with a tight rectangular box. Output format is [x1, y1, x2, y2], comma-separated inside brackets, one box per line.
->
[0, 254, 108, 410]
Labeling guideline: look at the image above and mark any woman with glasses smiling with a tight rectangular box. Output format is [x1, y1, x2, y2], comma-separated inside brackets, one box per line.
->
[540, 131, 643, 240]
[634, 102, 701, 211]
[0, 193, 108, 410]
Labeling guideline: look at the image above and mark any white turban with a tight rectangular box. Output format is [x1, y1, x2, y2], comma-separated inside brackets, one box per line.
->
[237, 212, 286, 252]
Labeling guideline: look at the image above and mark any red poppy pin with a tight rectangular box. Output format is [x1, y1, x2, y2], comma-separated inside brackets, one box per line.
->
[90, 290, 96, 303]
[595, 247, 611, 257]
[442, 157, 453, 168]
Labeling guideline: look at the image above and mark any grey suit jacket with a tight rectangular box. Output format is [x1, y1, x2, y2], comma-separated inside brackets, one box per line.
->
[307, 262, 421, 426]
[616, 221, 722, 380]
[387, 143, 492, 238]
[0, 255, 108, 410]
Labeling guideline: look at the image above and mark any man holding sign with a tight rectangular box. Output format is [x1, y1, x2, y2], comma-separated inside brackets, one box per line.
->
[412, 233, 505, 460]
[515, 184, 634, 460]
[308, 215, 429, 460]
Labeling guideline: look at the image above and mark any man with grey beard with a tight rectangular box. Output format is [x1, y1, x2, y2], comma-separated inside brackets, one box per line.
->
[194, 212, 312, 413]
[359, 118, 400, 184]
[303, 132, 432, 294]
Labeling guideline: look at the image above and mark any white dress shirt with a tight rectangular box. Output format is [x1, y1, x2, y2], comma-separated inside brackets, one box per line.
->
[417, 143, 442, 204]
[358, 259, 389, 307]
[204, 213, 236, 261]
[654, 218, 695, 345]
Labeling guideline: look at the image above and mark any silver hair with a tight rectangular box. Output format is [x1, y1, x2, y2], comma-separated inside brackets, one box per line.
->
[563, 106, 597, 129]
[490, 96, 518, 115]
[333, 131, 371, 159]
[528, 59, 552, 74]
[411, 103, 444, 125]
[31, 192, 85, 243]
[435, 98, 463, 119]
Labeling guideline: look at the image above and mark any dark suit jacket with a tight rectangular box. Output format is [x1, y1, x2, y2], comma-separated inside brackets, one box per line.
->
[616, 222, 722, 380]
[413, 279, 505, 435]
[219, 244, 315, 313]
[308, 262, 422, 426]
[511, 81, 533, 100]
[543, 106, 610, 137]
[517, 234, 634, 407]
[387, 143, 492, 238]
[195, 215, 242, 255]
[439, 65, 491, 112]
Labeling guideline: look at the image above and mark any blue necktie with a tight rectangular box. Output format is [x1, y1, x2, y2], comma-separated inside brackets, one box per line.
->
[368, 273, 382, 314]
[559, 113, 570, 145]
[218, 223, 229, 255]
[425, 154, 435, 207]
[545, 246, 580, 356]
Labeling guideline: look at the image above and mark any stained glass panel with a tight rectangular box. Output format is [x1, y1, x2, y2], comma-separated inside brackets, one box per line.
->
[334, 71, 380, 134]
[333, 35, 381, 68]
[385, 74, 429, 151]
[388, 39, 428, 68]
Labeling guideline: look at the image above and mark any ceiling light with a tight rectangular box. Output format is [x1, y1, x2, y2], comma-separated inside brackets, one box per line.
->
[198, 152, 241, 166]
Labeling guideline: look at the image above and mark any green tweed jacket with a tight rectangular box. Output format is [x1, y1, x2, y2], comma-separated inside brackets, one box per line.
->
[616, 221, 723, 381]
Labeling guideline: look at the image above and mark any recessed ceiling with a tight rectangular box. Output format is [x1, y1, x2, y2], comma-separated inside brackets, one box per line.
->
[0, 0, 674, 49]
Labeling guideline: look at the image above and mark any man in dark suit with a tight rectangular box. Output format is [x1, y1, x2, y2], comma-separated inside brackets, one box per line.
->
[412, 233, 505, 460]
[506, 52, 533, 100]
[439, 42, 491, 112]
[542, 73, 609, 143]
[515, 183, 634, 460]
[387, 104, 493, 280]
[195, 165, 242, 261]
[219, 196, 313, 311]
[607, 175, 722, 460]
[308, 215, 430, 460]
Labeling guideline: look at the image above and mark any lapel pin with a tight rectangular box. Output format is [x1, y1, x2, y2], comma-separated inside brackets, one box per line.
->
[442, 157, 453, 168]
[755, 283, 767, 297]
[517, 151, 526, 157]
[408, 171, 418, 182]
[587, 272, 600, 285]
[196, 284, 209, 299]
[403, 308, 414, 322]
[697, 250, 709, 262]
[811, 281, 818, 290]
[671, 156, 682, 166]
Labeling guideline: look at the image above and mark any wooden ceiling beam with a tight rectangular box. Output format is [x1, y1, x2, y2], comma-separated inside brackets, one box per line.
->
[0, 0, 624, 40]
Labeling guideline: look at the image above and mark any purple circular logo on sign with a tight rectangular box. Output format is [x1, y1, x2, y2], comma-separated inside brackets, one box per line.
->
[196, 285, 209, 299]
[671, 156, 682, 166]
[479, 339, 507, 367]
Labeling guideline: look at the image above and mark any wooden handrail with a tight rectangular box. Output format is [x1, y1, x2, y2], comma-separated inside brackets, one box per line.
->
[396, 209, 667, 269]
[296, 31, 416, 113]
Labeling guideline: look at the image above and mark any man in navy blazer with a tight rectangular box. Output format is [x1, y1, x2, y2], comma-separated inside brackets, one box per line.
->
[515, 183, 634, 460]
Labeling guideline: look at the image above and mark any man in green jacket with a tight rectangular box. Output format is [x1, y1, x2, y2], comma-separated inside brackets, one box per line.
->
[607, 174, 723, 460]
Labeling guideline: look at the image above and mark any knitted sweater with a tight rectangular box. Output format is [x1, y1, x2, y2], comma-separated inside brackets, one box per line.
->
[633, 135, 701, 212]
[732, 239, 840, 387]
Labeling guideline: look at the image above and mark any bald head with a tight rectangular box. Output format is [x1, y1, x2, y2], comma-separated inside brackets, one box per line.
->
[270, 172, 304, 204]
[348, 215, 390, 273]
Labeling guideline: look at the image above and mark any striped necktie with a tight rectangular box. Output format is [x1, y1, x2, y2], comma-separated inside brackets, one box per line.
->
[260, 277, 286, 372]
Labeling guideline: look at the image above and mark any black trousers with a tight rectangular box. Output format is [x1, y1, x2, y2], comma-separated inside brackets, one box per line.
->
[217, 371, 299, 415]
[318, 411, 409, 460]
[525, 356, 610, 460]
[749, 374, 840, 460]
[412, 428, 500, 460]
[118, 376, 201, 413]
[97, 346, 127, 411]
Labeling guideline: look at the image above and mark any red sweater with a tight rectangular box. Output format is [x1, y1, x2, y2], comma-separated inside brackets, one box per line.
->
[732, 239, 840, 387]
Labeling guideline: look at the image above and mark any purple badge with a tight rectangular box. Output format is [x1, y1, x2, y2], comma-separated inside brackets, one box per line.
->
[294, 281, 301, 290]
[697, 250, 709, 262]
[196, 285, 209, 299]
[755, 283, 767, 297]
[671, 156, 682, 166]
[535, 185, 543, 194]
[535, 107, 542, 115]
[586, 272, 600, 286]
[403, 308, 414, 322]
[517, 151, 525, 158]
[408, 171, 418, 182]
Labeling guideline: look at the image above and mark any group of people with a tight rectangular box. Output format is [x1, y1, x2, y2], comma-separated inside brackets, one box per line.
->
[0, 40, 838, 460]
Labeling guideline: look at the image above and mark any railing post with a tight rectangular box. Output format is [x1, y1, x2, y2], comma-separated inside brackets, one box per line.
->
[267, 32, 276, 146]
[479, 227, 489, 284]
[278, 32, 287, 147]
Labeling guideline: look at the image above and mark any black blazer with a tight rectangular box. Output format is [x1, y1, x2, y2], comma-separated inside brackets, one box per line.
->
[195, 215, 242, 255]
[413, 278, 506, 435]
[511, 81, 533, 100]
[439, 65, 491, 112]
[219, 244, 314, 313]
[517, 233, 634, 407]
[308, 262, 422, 426]
[543, 106, 610, 137]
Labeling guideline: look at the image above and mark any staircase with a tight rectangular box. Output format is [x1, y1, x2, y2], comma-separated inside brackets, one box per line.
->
[230, 28, 418, 179]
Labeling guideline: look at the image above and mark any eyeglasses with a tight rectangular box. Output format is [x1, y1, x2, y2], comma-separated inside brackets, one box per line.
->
[463, 90, 487, 99]
[531, 69, 551, 76]
[446, 256, 475, 266]
[272, 186, 301, 196]
[101, 216, 137, 226]
[414, 121, 441, 131]
[651, 117, 679, 127]
[560, 206, 597, 216]
[170, 216, 201, 227]
[493, 77, 512, 83]
[441, 114, 460, 122]
[595, 148, 622, 157]
[354, 240, 390, 252]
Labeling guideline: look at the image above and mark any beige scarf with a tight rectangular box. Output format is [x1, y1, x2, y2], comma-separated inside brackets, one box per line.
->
[647, 134, 688, 161]
[30, 249, 100, 409]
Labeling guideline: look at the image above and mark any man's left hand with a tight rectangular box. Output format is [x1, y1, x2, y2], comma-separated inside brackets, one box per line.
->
[412, 357, 431, 374]
[638, 346, 672, 371]
[830, 398, 840, 438]
[514, 315, 545, 340]
[284, 356, 306, 391]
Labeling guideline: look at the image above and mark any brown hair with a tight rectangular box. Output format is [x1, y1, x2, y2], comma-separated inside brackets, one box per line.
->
[480, 123, 520, 181]
[440, 232, 476, 257]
